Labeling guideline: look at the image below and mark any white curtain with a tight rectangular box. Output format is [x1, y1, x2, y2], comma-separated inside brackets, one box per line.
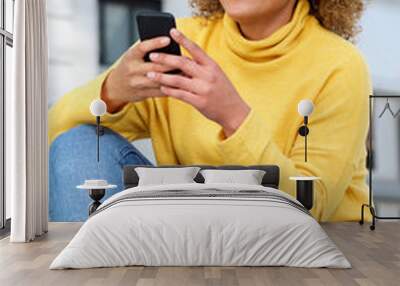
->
[7, 0, 48, 242]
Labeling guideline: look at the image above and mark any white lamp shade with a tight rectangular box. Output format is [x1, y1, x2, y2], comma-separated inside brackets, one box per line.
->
[90, 99, 107, 116]
[298, 99, 314, 117]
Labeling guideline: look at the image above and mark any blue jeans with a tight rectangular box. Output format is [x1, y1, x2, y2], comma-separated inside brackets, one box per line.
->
[49, 124, 152, 222]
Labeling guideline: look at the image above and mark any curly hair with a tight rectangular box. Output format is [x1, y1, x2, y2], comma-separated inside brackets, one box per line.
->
[189, 0, 364, 41]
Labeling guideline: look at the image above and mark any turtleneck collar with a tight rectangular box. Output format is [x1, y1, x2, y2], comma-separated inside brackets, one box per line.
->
[222, 0, 311, 62]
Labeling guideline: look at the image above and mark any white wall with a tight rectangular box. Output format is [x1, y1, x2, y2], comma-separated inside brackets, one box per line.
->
[357, 0, 400, 93]
[47, 0, 99, 107]
[357, 1, 400, 192]
[162, 0, 191, 17]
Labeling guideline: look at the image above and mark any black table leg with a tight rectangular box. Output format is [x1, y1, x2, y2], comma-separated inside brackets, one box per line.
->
[296, 180, 314, 211]
[88, 189, 105, 216]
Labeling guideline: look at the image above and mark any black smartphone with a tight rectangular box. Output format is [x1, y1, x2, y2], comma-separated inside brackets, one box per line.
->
[136, 11, 182, 62]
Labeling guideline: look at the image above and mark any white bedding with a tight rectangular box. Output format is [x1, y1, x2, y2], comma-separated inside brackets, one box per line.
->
[50, 183, 351, 269]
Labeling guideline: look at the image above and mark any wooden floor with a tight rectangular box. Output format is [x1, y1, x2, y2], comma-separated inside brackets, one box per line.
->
[0, 222, 399, 286]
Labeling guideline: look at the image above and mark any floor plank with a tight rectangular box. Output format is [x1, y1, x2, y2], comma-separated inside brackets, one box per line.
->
[0, 222, 399, 286]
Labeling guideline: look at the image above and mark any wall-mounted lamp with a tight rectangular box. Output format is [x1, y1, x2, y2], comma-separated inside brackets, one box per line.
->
[290, 99, 319, 211]
[89, 99, 107, 162]
[77, 99, 116, 216]
[297, 99, 314, 162]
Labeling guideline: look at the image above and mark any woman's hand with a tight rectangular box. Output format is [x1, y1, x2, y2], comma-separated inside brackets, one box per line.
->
[101, 36, 174, 113]
[146, 29, 251, 138]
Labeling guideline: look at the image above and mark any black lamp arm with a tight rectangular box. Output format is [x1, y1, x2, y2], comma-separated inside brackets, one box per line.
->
[96, 116, 100, 162]
[298, 116, 309, 163]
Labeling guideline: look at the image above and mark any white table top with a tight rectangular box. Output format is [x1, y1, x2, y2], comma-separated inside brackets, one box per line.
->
[289, 176, 320, 181]
[77, 184, 117, 190]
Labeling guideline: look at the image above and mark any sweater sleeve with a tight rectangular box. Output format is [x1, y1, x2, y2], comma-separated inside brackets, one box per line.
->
[216, 53, 371, 221]
[49, 64, 152, 145]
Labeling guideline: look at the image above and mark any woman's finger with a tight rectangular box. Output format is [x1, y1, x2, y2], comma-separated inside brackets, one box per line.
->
[170, 28, 211, 65]
[128, 37, 171, 59]
[160, 85, 199, 107]
[146, 71, 200, 94]
[130, 62, 175, 75]
[135, 88, 168, 100]
[129, 76, 161, 90]
[148, 53, 201, 77]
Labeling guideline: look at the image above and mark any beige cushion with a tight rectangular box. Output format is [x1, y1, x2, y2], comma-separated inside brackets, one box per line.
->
[200, 169, 266, 185]
[135, 167, 201, 186]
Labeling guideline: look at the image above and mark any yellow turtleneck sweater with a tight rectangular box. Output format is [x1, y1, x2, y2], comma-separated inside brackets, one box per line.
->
[49, 0, 371, 222]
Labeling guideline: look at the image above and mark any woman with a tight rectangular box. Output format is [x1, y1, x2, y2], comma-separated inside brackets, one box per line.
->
[49, 0, 370, 222]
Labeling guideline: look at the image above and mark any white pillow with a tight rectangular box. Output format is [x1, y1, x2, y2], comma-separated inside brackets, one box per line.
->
[135, 167, 201, 186]
[200, 169, 266, 185]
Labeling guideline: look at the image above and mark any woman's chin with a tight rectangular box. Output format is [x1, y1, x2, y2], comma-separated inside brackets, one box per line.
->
[225, 10, 255, 23]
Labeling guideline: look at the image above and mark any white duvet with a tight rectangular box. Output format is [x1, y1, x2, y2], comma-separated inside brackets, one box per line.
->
[50, 183, 351, 269]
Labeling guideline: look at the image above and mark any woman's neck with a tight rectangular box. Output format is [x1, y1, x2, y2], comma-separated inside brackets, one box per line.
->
[237, 2, 297, 41]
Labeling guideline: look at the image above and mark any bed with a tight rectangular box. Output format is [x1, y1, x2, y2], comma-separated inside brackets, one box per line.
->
[50, 165, 350, 269]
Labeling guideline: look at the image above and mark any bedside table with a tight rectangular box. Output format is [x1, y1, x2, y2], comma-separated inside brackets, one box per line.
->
[289, 176, 320, 210]
[77, 180, 117, 215]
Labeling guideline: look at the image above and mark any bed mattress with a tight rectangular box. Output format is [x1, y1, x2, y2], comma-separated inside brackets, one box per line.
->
[50, 183, 351, 269]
